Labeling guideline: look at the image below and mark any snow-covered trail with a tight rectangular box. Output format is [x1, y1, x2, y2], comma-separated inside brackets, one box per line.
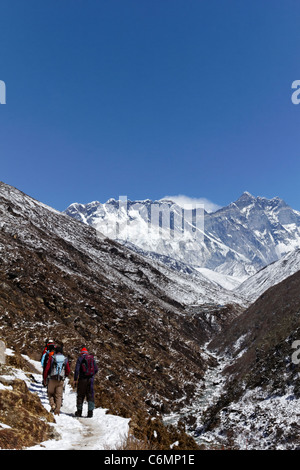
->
[23, 356, 130, 450]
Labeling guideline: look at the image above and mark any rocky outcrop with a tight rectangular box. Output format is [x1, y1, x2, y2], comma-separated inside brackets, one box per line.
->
[0, 352, 56, 449]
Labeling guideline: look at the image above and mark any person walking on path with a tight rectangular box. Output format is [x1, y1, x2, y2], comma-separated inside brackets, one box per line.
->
[41, 340, 55, 385]
[74, 347, 98, 418]
[44, 346, 70, 415]
[40, 339, 55, 362]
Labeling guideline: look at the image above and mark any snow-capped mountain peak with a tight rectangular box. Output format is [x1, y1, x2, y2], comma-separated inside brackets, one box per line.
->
[65, 192, 300, 284]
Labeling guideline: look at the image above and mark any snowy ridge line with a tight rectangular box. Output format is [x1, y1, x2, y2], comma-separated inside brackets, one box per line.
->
[236, 248, 300, 302]
[65, 191, 300, 282]
[0, 181, 246, 307]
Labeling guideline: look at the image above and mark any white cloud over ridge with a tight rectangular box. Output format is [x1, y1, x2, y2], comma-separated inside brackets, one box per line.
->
[161, 194, 222, 213]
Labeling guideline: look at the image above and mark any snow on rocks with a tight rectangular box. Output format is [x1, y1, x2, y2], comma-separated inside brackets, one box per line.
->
[199, 384, 300, 450]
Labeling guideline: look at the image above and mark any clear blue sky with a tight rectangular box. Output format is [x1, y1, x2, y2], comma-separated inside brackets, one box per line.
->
[1, 0, 300, 211]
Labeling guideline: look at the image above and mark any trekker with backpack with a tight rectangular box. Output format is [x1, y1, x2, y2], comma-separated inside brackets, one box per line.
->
[44, 346, 70, 415]
[74, 347, 98, 418]
[40, 339, 55, 362]
[41, 340, 55, 386]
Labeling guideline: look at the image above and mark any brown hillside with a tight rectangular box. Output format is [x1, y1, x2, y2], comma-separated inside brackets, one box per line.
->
[0, 182, 240, 448]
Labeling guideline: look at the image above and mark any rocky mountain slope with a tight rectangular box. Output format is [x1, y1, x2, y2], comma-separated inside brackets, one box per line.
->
[3, 181, 300, 450]
[0, 181, 244, 449]
[236, 247, 300, 302]
[205, 192, 300, 278]
[193, 269, 300, 449]
[0, 346, 57, 449]
[65, 192, 300, 281]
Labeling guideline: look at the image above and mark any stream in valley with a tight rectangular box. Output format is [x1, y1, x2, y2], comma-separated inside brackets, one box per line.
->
[163, 348, 228, 448]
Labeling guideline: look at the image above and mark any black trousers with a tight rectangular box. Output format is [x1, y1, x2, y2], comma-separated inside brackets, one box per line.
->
[76, 377, 95, 411]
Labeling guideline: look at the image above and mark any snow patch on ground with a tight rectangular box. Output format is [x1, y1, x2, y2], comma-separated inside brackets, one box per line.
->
[199, 383, 300, 450]
[195, 268, 242, 291]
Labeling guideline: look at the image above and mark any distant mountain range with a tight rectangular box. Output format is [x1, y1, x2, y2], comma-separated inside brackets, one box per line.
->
[65, 191, 300, 283]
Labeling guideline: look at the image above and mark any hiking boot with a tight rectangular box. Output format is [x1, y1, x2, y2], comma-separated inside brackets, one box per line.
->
[87, 410, 93, 418]
[75, 409, 82, 417]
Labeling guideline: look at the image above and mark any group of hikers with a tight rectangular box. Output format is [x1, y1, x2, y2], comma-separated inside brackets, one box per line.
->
[40, 340, 98, 418]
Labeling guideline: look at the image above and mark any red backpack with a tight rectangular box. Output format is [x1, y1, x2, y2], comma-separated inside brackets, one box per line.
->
[81, 354, 95, 377]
